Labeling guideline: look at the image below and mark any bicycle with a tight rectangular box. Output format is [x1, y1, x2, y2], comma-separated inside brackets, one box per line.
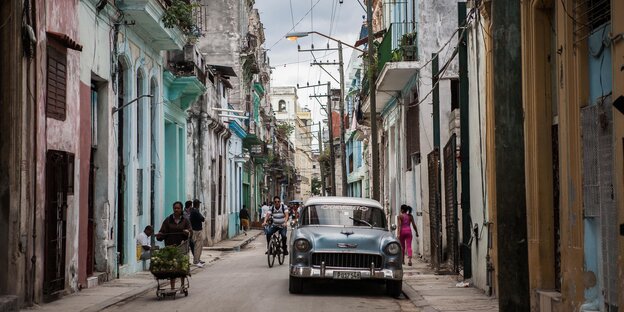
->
[267, 226, 285, 268]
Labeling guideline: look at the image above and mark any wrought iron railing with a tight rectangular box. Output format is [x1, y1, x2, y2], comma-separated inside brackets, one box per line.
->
[377, 22, 418, 72]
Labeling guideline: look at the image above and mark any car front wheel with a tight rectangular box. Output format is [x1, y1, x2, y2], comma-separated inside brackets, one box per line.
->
[289, 275, 303, 294]
[386, 280, 402, 298]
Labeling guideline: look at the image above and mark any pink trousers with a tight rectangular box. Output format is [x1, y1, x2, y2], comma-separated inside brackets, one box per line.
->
[399, 230, 413, 257]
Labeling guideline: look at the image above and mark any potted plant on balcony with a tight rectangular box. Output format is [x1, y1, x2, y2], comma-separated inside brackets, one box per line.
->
[399, 32, 418, 61]
[162, 0, 202, 43]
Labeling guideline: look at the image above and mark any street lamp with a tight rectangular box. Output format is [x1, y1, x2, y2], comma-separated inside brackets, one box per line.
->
[285, 31, 366, 53]
[285, 31, 362, 196]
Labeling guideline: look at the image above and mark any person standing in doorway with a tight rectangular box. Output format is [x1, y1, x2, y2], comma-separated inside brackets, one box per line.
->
[190, 199, 206, 267]
[240, 205, 250, 234]
[397, 204, 419, 266]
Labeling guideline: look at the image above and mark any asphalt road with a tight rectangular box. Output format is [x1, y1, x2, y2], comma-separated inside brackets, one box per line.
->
[103, 237, 418, 312]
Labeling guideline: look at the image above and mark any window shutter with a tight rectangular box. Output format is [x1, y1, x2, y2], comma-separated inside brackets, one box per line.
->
[46, 45, 67, 120]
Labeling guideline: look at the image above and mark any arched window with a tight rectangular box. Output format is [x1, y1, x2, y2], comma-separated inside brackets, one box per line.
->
[278, 99, 286, 112]
[136, 69, 145, 158]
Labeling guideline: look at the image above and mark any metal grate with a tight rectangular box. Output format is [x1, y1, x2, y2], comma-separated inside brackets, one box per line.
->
[428, 148, 442, 271]
[573, 0, 611, 44]
[312, 253, 383, 269]
[443, 135, 459, 273]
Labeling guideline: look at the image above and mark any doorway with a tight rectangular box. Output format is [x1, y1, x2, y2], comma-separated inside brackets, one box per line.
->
[44, 150, 71, 300]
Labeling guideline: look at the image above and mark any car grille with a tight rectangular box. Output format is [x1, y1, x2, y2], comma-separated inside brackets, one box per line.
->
[312, 253, 383, 269]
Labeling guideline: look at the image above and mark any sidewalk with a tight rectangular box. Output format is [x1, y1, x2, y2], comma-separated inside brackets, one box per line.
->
[402, 258, 499, 312]
[22, 230, 261, 312]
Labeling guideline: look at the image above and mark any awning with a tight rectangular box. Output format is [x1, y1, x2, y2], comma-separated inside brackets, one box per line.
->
[47, 31, 83, 51]
[208, 64, 237, 77]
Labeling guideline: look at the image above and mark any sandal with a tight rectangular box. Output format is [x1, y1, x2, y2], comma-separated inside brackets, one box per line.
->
[408, 261, 412, 266]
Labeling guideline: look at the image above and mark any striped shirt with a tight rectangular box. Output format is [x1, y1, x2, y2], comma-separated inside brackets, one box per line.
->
[270, 204, 287, 226]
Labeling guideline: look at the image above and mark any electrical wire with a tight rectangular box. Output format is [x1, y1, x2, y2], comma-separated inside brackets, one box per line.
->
[267, 0, 323, 51]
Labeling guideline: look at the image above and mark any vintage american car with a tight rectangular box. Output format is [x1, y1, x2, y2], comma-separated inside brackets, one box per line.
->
[288, 196, 403, 297]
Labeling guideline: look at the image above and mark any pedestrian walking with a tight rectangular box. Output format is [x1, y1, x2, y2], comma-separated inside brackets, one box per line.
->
[184, 200, 195, 258]
[190, 199, 206, 267]
[260, 201, 271, 221]
[240, 205, 250, 234]
[397, 204, 419, 266]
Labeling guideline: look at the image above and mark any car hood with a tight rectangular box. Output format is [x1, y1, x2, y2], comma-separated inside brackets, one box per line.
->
[294, 226, 396, 253]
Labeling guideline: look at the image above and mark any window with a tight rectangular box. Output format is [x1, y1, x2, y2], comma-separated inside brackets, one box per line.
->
[67, 153, 75, 194]
[137, 70, 145, 158]
[278, 100, 286, 112]
[91, 83, 98, 148]
[46, 44, 67, 120]
[137, 169, 143, 216]
[406, 89, 420, 169]
[450, 79, 459, 111]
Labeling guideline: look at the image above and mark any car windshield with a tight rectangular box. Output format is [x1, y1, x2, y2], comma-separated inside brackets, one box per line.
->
[300, 204, 386, 228]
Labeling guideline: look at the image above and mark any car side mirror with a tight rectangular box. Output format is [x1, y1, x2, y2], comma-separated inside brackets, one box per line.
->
[390, 224, 397, 231]
[290, 220, 297, 228]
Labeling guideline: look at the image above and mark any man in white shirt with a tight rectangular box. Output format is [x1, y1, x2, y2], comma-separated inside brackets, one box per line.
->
[260, 202, 271, 221]
[136, 225, 153, 260]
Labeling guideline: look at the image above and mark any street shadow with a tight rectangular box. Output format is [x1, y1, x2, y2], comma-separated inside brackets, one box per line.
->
[294, 279, 404, 299]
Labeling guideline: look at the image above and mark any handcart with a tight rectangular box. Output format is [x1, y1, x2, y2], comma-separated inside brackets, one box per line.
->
[150, 239, 191, 300]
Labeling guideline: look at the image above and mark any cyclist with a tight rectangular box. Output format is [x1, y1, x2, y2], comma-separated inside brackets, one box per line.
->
[262, 196, 289, 255]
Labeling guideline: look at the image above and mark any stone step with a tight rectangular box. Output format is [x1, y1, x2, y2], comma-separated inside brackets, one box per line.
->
[0, 295, 18, 312]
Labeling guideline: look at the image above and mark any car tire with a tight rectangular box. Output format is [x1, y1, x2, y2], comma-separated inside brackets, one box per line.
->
[386, 280, 402, 298]
[289, 275, 303, 294]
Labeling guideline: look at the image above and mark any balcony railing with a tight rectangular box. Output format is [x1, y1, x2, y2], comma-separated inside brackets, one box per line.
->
[377, 22, 418, 72]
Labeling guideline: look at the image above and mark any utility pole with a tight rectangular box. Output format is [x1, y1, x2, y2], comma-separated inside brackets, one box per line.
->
[318, 121, 326, 196]
[492, 0, 530, 310]
[367, 0, 380, 201]
[308, 47, 348, 196]
[458, 1, 472, 279]
[338, 42, 348, 196]
[299, 82, 336, 196]
[326, 82, 336, 196]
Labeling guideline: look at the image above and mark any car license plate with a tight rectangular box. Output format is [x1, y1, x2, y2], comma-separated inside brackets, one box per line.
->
[333, 271, 361, 280]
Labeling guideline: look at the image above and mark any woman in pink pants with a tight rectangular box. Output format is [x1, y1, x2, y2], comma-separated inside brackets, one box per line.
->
[397, 205, 419, 266]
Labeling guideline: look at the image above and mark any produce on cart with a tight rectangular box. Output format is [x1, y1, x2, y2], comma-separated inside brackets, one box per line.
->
[150, 245, 190, 279]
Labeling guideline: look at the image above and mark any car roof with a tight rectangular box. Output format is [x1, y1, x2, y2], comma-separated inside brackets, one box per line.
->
[303, 196, 383, 209]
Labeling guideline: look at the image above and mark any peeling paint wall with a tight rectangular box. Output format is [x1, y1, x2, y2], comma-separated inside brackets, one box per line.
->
[77, 0, 118, 281]
[414, 0, 459, 262]
[467, 13, 490, 292]
[198, 0, 243, 108]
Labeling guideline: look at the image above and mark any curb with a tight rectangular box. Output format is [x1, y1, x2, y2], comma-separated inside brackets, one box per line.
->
[204, 231, 261, 251]
[401, 280, 439, 312]
[80, 252, 222, 312]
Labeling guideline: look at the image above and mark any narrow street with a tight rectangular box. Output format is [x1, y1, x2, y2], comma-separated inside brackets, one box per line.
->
[103, 239, 417, 312]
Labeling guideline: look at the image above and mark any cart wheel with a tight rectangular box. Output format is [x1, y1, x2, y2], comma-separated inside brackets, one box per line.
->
[184, 289, 188, 297]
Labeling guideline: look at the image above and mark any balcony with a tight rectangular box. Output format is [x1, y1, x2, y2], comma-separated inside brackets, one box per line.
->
[371, 22, 419, 111]
[117, 0, 186, 51]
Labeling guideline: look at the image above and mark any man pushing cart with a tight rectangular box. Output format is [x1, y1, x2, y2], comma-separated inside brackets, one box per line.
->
[152, 201, 192, 299]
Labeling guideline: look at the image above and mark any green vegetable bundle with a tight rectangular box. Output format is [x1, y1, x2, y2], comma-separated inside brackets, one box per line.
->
[150, 246, 190, 278]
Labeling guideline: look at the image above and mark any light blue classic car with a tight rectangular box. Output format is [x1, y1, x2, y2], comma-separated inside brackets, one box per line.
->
[288, 196, 403, 297]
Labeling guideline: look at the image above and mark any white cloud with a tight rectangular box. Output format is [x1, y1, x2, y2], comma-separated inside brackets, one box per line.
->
[257, 0, 365, 124]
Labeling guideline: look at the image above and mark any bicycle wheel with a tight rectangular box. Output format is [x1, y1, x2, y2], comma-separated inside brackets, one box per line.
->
[277, 236, 285, 265]
[278, 249, 285, 265]
[267, 242, 275, 267]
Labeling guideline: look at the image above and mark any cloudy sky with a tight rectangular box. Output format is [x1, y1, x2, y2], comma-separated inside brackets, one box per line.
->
[256, 0, 366, 126]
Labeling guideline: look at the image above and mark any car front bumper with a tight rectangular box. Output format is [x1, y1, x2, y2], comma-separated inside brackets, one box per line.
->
[290, 265, 403, 280]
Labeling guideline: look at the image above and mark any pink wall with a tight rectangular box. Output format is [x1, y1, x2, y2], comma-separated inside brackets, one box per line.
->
[78, 82, 92, 285]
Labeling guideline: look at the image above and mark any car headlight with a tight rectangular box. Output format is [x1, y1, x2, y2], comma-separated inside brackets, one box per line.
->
[385, 242, 401, 255]
[294, 239, 311, 252]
